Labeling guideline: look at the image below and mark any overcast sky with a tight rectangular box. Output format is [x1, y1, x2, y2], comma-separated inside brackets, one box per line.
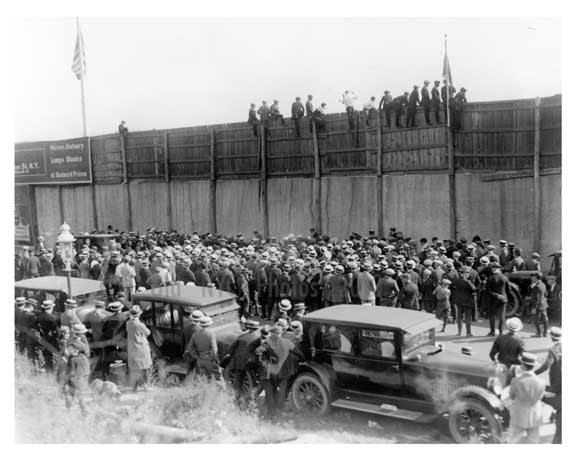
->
[13, 17, 561, 142]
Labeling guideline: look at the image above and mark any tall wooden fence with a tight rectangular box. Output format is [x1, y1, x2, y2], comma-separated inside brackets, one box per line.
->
[16, 95, 561, 251]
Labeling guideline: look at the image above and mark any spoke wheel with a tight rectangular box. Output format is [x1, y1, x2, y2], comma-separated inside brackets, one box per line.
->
[290, 373, 330, 417]
[448, 398, 503, 444]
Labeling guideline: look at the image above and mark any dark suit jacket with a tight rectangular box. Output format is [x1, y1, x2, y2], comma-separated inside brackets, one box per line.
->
[421, 87, 431, 106]
[431, 87, 441, 107]
[486, 272, 509, 306]
[489, 332, 524, 367]
[305, 101, 314, 116]
[408, 89, 420, 107]
[451, 277, 477, 308]
[529, 280, 548, 312]
[291, 102, 305, 119]
[228, 330, 261, 370]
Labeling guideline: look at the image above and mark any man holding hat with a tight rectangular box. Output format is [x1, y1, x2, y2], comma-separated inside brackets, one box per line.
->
[489, 317, 525, 368]
[187, 316, 223, 381]
[507, 352, 546, 443]
[225, 319, 262, 407]
[36, 300, 59, 372]
[536, 327, 562, 443]
[126, 305, 152, 391]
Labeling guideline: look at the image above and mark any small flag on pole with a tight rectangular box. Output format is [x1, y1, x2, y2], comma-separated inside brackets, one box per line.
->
[71, 23, 86, 80]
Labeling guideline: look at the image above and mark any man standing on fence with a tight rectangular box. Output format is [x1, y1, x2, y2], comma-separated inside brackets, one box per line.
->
[248, 103, 259, 137]
[406, 85, 420, 128]
[270, 100, 287, 127]
[431, 81, 442, 124]
[257, 101, 271, 137]
[379, 90, 393, 128]
[453, 87, 467, 131]
[340, 90, 358, 130]
[363, 96, 378, 128]
[305, 95, 314, 132]
[392, 92, 409, 129]
[291, 96, 305, 138]
[421, 80, 432, 126]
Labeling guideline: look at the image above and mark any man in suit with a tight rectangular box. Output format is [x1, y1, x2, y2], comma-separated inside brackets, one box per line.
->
[485, 263, 509, 336]
[406, 85, 420, 128]
[507, 352, 546, 444]
[451, 267, 477, 336]
[378, 90, 393, 127]
[291, 96, 305, 138]
[376, 268, 399, 307]
[392, 92, 409, 129]
[431, 80, 442, 124]
[546, 275, 561, 321]
[226, 319, 262, 407]
[187, 316, 223, 381]
[529, 272, 549, 337]
[247, 103, 259, 137]
[489, 317, 525, 368]
[421, 80, 432, 125]
[36, 300, 59, 372]
[312, 103, 327, 134]
[398, 273, 420, 310]
[453, 87, 467, 130]
[329, 265, 351, 305]
[536, 327, 562, 444]
[257, 101, 271, 137]
[305, 94, 314, 131]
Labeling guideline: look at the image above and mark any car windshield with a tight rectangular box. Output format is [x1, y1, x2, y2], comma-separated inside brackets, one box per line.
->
[403, 328, 435, 355]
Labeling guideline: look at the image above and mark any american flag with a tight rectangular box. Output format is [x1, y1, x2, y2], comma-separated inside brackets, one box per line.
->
[442, 36, 452, 86]
[71, 23, 86, 80]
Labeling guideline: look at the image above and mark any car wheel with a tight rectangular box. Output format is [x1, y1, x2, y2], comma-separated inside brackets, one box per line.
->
[290, 373, 330, 417]
[448, 398, 503, 444]
[505, 289, 522, 318]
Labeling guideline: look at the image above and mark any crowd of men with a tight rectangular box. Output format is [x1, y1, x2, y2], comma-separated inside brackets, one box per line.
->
[15, 227, 561, 429]
[247, 81, 468, 138]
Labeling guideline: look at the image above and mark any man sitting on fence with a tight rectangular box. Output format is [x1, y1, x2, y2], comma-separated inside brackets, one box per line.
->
[270, 100, 287, 127]
[312, 103, 327, 134]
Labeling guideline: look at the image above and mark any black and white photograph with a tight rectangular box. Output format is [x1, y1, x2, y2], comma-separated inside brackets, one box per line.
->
[5, 1, 570, 449]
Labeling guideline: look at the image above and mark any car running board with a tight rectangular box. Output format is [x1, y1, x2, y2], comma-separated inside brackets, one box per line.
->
[331, 399, 437, 423]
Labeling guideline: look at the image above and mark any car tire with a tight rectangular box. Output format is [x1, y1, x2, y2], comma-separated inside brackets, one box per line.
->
[505, 288, 522, 318]
[448, 397, 503, 444]
[290, 372, 330, 417]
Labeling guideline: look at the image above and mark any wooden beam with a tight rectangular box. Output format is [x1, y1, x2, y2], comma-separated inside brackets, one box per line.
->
[126, 182, 133, 232]
[480, 167, 560, 182]
[312, 121, 322, 235]
[58, 185, 65, 224]
[89, 137, 99, 231]
[120, 135, 128, 184]
[209, 128, 217, 235]
[376, 110, 384, 238]
[164, 132, 173, 230]
[533, 97, 542, 253]
[447, 127, 457, 241]
[260, 125, 270, 239]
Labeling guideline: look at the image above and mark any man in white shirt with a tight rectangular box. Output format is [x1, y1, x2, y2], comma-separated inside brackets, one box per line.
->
[340, 90, 358, 130]
[363, 96, 377, 127]
[116, 255, 136, 299]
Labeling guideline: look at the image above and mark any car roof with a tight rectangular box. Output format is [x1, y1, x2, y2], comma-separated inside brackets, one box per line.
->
[14, 276, 105, 297]
[303, 305, 440, 334]
[132, 285, 237, 308]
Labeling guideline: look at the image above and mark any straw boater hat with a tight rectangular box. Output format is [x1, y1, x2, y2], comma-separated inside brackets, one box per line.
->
[293, 302, 306, 312]
[550, 327, 562, 341]
[108, 301, 123, 312]
[190, 310, 204, 323]
[130, 305, 142, 317]
[279, 299, 292, 312]
[41, 300, 55, 310]
[71, 323, 88, 335]
[276, 318, 289, 330]
[290, 320, 303, 332]
[520, 352, 537, 368]
[65, 299, 77, 308]
[200, 316, 213, 327]
[245, 319, 260, 330]
[15, 297, 26, 306]
[506, 317, 523, 333]
[94, 300, 105, 309]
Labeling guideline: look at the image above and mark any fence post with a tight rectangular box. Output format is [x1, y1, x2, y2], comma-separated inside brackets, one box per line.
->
[164, 132, 173, 230]
[120, 135, 128, 184]
[533, 97, 541, 253]
[260, 125, 270, 239]
[376, 111, 384, 238]
[312, 121, 322, 235]
[209, 128, 217, 235]
[447, 126, 457, 241]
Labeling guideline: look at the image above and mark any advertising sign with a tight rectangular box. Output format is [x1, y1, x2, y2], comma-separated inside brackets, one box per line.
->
[15, 137, 92, 184]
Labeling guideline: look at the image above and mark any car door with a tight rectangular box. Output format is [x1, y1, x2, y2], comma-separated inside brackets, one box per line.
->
[352, 328, 403, 392]
[318, 323, 358, 389]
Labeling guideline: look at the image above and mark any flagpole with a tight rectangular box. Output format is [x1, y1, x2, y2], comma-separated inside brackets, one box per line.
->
[444, 34, 450, 128]
[76, 17, 87, 137]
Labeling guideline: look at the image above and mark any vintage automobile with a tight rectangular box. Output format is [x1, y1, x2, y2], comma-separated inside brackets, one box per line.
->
[289, 305, 509, 444]
[129, 285, 245, 380]
[14, 276, 107, 317]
